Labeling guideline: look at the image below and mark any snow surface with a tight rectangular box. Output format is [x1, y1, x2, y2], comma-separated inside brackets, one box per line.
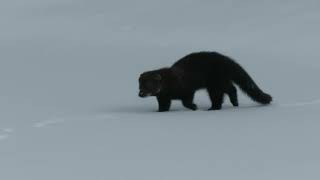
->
[1, 0, 320, 179]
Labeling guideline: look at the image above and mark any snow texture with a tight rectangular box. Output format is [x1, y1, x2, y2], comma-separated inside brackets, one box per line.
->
[0, 0, 320, 179]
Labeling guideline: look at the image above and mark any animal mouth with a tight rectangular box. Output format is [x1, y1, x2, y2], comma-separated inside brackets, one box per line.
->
[139, 87, 161, 98]
[139, 91, 151, 98]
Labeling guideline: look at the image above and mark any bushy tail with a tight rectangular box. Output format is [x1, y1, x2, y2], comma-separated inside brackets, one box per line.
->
[230, 62, 272, 104]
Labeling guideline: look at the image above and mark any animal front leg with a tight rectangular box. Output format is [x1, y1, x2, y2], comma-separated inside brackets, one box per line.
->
[157, 96, 171, 112]
[182, 93, 197, 111]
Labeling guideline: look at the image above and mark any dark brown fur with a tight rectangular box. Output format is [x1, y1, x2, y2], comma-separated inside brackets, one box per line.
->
[139, 52, 272, 112]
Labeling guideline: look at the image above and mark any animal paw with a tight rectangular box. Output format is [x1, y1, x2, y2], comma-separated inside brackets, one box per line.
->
[208, 106, 222, 111]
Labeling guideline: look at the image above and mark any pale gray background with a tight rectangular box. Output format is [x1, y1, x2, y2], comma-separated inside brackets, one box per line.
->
[0, 0, 320, 179]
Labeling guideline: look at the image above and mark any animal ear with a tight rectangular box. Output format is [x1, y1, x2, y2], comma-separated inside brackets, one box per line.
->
[154, 74, 162, 81]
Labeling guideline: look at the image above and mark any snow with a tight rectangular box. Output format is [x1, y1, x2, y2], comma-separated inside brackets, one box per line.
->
[0, 0, 320, 179]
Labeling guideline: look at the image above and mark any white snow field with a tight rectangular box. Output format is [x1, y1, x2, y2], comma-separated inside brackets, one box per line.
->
[1, 0, 320, 179]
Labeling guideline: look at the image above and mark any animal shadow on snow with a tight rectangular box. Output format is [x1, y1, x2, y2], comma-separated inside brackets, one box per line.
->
[104, 103, 270, 114]
[104, 105, 188, 114]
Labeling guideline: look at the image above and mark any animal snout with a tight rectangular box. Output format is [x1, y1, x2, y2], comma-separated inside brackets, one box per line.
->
[139, 91, 146, 97]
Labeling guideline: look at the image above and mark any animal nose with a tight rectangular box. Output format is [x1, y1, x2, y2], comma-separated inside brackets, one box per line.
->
[139, 91, 145, 97]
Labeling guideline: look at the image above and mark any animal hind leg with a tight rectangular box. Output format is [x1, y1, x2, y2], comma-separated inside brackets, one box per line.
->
[227, 84, 239, 107]
[207, 88, 224, 110]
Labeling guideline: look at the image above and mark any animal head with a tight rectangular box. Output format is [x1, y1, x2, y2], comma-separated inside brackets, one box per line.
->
[138, 71, 162, 98]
